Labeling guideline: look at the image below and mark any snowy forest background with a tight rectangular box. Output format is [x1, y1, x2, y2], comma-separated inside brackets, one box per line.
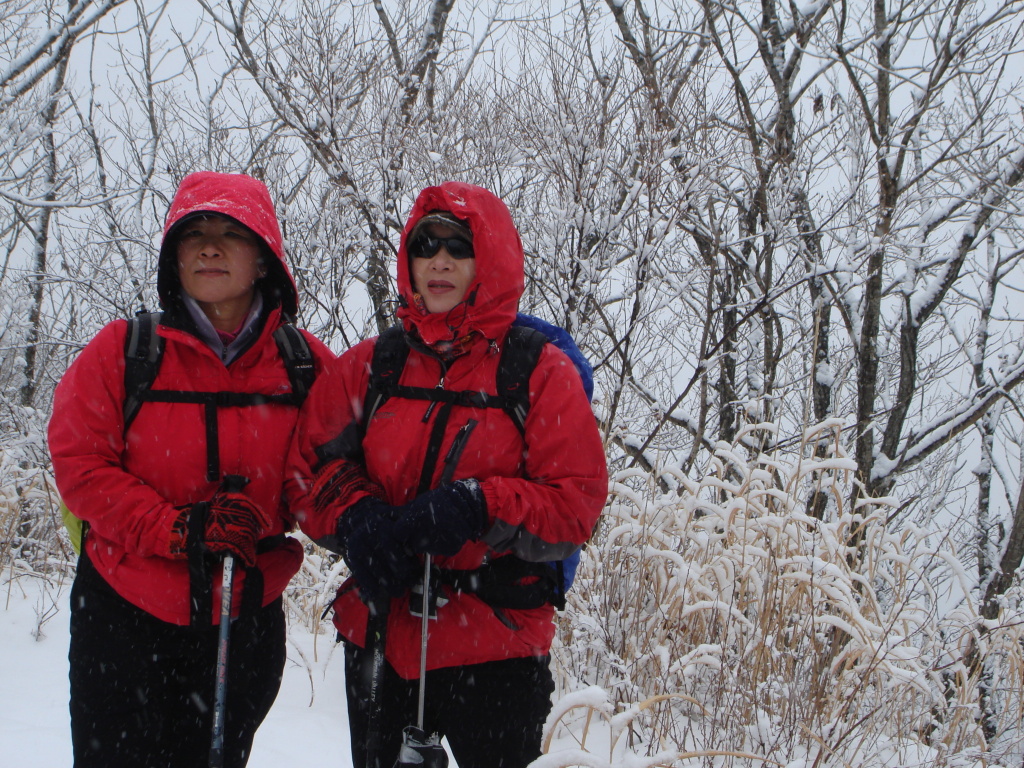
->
[4, 0, 1024, 765]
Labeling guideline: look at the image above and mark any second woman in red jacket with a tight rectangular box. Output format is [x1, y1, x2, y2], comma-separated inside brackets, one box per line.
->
[289, 182, 608, 768]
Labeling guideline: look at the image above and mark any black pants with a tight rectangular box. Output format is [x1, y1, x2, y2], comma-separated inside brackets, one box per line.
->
[345, 640, 555, 768]
[68, 551, 286, 768]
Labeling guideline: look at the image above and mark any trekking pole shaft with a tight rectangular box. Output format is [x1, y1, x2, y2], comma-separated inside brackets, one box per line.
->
[210, 554, 235, 768]
[417, 555, 431, 730]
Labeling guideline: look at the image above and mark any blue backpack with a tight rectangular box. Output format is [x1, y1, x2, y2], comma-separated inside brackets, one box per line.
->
[511, 313, 593, 596]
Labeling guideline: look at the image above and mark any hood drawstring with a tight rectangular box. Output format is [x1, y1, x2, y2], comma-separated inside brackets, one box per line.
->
[443, 300, 471, 340]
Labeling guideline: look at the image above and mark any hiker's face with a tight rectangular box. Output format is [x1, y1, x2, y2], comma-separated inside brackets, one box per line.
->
[410, 222, 477, 315]
[176, 214, 265, 328]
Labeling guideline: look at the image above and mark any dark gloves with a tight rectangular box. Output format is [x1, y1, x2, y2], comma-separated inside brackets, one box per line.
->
[336, 497, 420, 602]
[203, 491, 262, 566]
[393, 479, 488, 556]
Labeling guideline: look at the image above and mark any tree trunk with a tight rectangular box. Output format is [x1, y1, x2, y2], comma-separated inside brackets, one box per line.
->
[20, 41, 70, 408]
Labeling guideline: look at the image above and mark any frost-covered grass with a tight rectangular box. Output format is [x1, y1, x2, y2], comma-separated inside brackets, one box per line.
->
[551, 421, 1024, 767]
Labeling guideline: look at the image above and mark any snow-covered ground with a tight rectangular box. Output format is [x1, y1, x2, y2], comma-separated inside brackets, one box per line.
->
[1, 573, 609, 768]
[1, 574, 384, 768]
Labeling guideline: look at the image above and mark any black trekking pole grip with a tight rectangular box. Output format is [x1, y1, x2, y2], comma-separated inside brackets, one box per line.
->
[209, 473, 249, 768]
[220, 474, 249, 494]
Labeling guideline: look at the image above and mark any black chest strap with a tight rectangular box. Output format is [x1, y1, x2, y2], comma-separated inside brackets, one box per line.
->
[141, 389, 303, 482]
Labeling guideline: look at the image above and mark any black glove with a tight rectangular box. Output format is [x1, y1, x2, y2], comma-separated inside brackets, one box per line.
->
[203, 491, 262, 566]
[336, 497, 420, 601]
[393, 479, 488, 556]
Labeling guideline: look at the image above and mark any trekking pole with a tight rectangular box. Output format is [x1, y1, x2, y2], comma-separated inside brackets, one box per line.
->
[394, 419, 478, 767]
[416, 554, 432, 730]
[394, 552, 448, 768]
[210, 474, 249, 768]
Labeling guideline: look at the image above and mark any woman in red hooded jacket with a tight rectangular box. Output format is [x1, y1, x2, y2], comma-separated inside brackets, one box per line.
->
[49, 171, 333, 768]
[289, 182, 608, 768]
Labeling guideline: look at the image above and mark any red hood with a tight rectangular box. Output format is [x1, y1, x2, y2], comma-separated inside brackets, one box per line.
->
[157, 171, 299, 318]
[397, 182, 523, 345]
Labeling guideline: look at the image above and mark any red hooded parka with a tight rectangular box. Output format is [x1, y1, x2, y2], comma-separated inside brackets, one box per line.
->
[49, 171, 334, 625]
[288, 182, 608, 678]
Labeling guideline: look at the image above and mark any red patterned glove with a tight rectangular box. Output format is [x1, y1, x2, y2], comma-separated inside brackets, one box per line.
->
[203, 491, 261, 566]
[311, 458, 386, 518]
[168, 504, 195, 559]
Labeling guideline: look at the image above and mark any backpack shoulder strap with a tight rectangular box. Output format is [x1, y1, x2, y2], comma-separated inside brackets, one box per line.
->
[497, 325, 548, 434]
[362, 325, 411, 434]
[514, 312, 593, 399]
[272, 324, 317, 404]
[312, 325, 422, 481]
[123, 311, 164, 429]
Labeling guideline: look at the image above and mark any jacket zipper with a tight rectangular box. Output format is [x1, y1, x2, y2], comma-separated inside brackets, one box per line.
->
[422, 359, 449, 422]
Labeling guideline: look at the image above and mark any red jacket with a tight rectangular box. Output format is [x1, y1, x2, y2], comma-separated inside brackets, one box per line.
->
[288, 182, 608, 677]
[49, 172, 334, 625]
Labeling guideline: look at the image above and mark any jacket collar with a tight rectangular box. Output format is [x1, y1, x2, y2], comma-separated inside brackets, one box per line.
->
[181, 292, 265, 365]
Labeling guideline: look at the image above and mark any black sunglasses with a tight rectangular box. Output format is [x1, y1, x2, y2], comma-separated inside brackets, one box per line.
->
[409, 235, 474, 260]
